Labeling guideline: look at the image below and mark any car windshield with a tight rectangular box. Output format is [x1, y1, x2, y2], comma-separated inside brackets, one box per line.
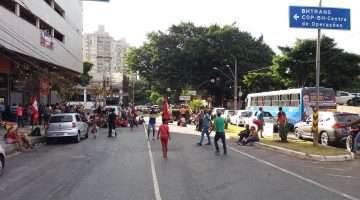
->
[335, 114, 360, 123]
[228, 110, 235, 115]
[49, 115, 73, 123]
[241, 112, 252, 117]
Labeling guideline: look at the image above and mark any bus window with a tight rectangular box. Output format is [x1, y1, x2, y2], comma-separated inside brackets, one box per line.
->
[264, 96, 271, 106]
[258, 96, 264, 106]
[271, 95, 279, 106]
[251, 97, 256, 106]
[280, 94, 290, 106]
[290, 93, 300, 107]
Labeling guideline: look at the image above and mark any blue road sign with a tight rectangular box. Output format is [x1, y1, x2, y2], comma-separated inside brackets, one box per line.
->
[289, 6, 350, 30]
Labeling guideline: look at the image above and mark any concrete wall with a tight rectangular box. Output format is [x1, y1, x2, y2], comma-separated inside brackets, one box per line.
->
[0, 0, 83, 72]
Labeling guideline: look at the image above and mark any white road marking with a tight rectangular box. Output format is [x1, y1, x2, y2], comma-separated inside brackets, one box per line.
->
[327, 174, 360, 179]
[229, 146, 360, 200]
[143, 124, 162, 200]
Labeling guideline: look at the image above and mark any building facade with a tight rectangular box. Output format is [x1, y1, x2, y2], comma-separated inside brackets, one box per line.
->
[0, 0, 83, 108]
[83, 25, 130, 105]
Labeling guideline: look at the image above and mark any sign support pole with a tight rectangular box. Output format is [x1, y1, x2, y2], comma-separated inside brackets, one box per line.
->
[314, 0, 322, 146]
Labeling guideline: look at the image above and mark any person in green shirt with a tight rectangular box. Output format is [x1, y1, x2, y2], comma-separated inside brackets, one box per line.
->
[212, 110, 227, 155]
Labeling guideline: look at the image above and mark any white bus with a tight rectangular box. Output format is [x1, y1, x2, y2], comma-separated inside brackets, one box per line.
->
[246, 87, 336, 125]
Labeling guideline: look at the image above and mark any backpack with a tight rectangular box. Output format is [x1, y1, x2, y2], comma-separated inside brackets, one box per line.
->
[278, 112, 287, 124]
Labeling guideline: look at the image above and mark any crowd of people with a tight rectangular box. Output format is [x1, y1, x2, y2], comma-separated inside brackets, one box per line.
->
[0, 102, 146, 151]
[190, 106, 290, 154]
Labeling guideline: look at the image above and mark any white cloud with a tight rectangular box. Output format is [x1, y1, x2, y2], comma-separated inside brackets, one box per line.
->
[83, 0, 360, 54]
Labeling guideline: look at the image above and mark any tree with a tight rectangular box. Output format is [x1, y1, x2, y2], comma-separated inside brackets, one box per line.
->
[150, 91, 162, 104]
[243, 70, 285, 93]
[273, 36, 360, 90]
[189, 99, 203, 112]
[79, 61, 93, 86]
[126, 23, 274, 105]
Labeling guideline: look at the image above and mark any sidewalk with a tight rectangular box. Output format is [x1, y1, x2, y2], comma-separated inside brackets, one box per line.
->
[0, 125, 46, 155]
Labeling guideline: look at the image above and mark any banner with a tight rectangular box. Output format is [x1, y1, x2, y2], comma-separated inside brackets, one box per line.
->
[40, 30, 53, 50]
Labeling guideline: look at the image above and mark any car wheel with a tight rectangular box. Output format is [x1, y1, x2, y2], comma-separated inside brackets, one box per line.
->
[74, 133, 81, 143]
[320, 132, 330, 146]
[346, 135, 353, 152]
[46, 138, 52, 144]
[347, 100, 353, 106]
[0, 155, 4, 176]
[294, 128, 302, 139]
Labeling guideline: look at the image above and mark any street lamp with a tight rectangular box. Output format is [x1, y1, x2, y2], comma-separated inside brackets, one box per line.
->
[213, 58, 238, 110]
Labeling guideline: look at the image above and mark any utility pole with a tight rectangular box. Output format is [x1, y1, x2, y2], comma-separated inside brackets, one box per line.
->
[234, 58, 238, 110]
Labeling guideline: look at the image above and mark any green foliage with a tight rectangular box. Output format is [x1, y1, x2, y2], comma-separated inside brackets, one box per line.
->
[189, 99, 203, 112]
[273, 36, 360, 90]
[155, 97, 163, 105]
[125, 22, 274, 98]
[150, 91, 162, 104]
[79, 62, 93, 86]
[243, 70, 285, 93]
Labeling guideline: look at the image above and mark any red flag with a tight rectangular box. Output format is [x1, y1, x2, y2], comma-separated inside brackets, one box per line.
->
[31, 96, 39, 125]
[162, 96, 170, 121]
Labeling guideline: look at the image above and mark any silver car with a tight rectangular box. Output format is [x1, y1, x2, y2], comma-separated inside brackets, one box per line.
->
[294, 112, 360, 146]
[0, 144, 5, 176]
[46, 113, 89, 143]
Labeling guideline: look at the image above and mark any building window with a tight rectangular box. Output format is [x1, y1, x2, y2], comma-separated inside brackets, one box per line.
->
[39, 20, 52, 34]
[44, 0, 52, 6]
[19, 6, 37, 26]
[54, 2, 65, 17]
[54, 29, 64, 43]
[0, 0, 16, 13]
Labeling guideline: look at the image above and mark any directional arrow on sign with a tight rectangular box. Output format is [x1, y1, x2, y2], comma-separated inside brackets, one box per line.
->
[293, 14, 300, 21]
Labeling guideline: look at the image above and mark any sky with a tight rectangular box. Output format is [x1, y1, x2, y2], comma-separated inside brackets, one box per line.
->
[83, 0, 360, 55]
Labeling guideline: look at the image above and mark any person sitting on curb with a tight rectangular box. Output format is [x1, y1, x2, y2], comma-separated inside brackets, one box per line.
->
[241, 126, 259, 146]
[237, 124, 250, 145]
[5, 126, 33, 151]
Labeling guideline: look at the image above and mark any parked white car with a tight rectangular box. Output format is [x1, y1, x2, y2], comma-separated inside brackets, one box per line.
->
[46, 113, 89, 143]
[237, 111, 253, 126]
[104, 106, 122, 116]
[336, 91, 355, 105]
[223, 110, 235, 122]
[245, 111, 277, 130]
[230, 110, 243, 125]
[230, 110, 252, 126]
[211, 107, 225, 116]
[0, 144, 6, 176]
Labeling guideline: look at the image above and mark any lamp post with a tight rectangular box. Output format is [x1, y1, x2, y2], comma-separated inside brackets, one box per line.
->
[213, 57, 238, 110]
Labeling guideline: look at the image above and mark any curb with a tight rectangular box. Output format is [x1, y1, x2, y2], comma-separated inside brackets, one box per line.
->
[3, 136, 46, 156]
[255, 142, 354, 162]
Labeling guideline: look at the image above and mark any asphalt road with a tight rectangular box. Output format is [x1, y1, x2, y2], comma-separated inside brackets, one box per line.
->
[0, 126, 360, 200]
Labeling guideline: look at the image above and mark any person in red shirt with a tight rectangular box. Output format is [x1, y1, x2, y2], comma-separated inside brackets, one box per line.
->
[16, 104, 24, 127]
[157, 119, 171, 159]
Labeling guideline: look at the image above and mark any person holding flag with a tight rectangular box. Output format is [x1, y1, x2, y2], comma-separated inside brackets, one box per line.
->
[30, 96, 39, 130]
[162, 96, 171, 121]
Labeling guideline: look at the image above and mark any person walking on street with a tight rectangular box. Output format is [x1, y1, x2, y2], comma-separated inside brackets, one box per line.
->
[257, 107, 265, 138]
[213, 110, 227, 155]
[148, 108, 157, 140]
[157, 119, 171, 159]
[108, 109, 117, 137]
[197, 110, 211, 146]
[277, 107, 288, 142]
[16, 104, 24, 128]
